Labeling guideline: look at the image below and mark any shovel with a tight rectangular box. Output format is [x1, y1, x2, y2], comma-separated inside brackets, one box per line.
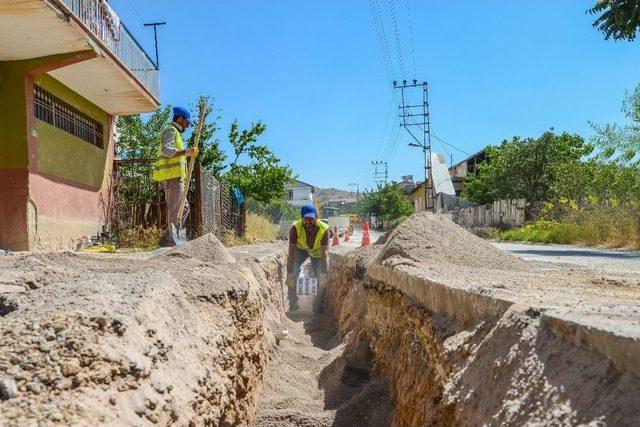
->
[171, 101, 207, 246]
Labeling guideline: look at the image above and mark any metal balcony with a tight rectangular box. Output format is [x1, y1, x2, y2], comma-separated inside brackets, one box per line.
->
[57, 0, 159, 99]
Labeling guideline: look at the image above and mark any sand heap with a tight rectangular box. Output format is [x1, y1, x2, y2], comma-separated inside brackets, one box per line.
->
[0, 237, 285, 426]
[161, 233, 236, 264]
[374, 212, 529, 271]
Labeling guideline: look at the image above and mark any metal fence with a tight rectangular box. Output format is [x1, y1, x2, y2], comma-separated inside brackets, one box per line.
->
[111, 159, 245, 240]
[56, 0, 159, 98]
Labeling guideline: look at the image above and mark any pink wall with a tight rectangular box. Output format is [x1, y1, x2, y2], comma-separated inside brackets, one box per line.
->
[0, 169, 29, 250]
[27, 114, 115, 231]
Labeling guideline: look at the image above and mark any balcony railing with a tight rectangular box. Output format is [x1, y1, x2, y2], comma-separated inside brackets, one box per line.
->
[57, 0, 159, 99]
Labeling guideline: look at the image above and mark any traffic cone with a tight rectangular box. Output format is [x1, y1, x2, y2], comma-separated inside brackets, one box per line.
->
[344, 229, 350, 242]
[332, 226, 340, 246]
[361, 220, 371, 247]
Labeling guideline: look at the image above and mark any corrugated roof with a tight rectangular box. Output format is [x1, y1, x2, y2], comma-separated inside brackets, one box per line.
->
[431, 153, 456, 195]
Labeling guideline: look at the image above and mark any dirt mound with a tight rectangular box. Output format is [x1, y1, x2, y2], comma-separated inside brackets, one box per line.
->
[162, 233, 235, 264]
[375, 212, 529, 270]
[0, 243, 286, 426]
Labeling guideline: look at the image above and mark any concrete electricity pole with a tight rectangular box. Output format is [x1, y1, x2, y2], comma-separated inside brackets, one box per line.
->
[348, 182, 360, 201]
[371, 161, 388, 186]
[393, 79, 434, 212]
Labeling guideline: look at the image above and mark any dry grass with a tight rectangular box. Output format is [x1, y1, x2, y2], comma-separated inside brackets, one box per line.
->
[115, 225, 164, 250]
[499, 208, 640, 249]
[221, 214, 278, 247]
[245, 213, 278, 241]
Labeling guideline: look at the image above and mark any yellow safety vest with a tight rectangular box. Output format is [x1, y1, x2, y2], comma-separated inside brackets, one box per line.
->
[152, 126, 186, 182]
[294, 219, 328, 259]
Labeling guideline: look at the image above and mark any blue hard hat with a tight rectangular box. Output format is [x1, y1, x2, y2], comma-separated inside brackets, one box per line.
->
[301, 204, 317, 219]
[172, 106, 192, 123]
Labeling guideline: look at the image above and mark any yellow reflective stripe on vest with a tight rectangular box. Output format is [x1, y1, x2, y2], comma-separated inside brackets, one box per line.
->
[294, 219, 328, 258]
[152, 126, 186, 182]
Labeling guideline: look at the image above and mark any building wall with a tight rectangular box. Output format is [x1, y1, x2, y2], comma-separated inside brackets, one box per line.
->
[28, 72, 113, 250]
[406, 182, 436, 212]
[285, 182, 313, 207]
[0, 59, 33, 250]
[33, 74, 110, 188]
[0, 53, 114, 250]
[407, 183, 426, 212]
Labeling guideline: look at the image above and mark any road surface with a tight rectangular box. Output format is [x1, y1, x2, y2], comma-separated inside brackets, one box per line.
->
[494, 242, 640, 276]
[336, 230, 640, 277]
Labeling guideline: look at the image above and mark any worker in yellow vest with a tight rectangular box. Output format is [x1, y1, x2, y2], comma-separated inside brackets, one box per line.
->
[152, 106, 199, 247]
[286, 204, 329, 312]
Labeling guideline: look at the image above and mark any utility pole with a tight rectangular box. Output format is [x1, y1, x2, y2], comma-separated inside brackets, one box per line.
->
[393, 79, 433, 212]
[144, 22, 166, 69]
[348, 182, 360, 201]
[371, 161, 388, 186]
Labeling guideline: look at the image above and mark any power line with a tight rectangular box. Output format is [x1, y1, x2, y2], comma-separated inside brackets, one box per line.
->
[368, 0, 403, 164]
[124, 0, 146, 26]
[405, 0, 418, 77]
[388, 0, 406, 79]
[369, 0, 396, 81]
[374, 91, 396, 160]
[384, 120, 403, 162]
[431, 133, 471, 156]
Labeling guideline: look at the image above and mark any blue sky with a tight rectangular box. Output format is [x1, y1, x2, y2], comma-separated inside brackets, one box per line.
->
[111, 0, 640, 190]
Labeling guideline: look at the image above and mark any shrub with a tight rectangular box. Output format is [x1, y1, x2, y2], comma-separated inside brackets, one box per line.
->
[498, 207, 639, 248]
[116, 225, 164, 250]
[245, 213, 278, 241]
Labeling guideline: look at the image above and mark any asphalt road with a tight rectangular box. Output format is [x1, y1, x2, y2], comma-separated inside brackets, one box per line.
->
[494, 242, 640, 276]
[337, 229, 640, 277]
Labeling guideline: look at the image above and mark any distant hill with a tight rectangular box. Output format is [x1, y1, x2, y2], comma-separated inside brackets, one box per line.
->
[315, 187, 358, 203]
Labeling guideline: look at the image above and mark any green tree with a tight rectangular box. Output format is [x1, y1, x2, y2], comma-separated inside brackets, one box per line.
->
[588, 0, 640, 41]
[187, 95, 225, 176]
[360, 184, 413, 222]
[115, 95, 294, 205]
[590, 83, 640, 168]
[224, 120, 294, 204]
[115, 105, 171, 159]
[246, 198, 297, 223]
[463, 131, 592, 214]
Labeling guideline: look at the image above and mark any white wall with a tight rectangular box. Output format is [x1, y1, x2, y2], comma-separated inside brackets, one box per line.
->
[285, 181, 313, 207]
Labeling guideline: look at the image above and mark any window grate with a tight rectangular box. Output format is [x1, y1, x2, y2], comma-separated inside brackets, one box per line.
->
[34, 85, 104, 149]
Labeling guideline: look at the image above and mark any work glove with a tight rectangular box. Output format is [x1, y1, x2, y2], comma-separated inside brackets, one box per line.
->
[318, 273, 329, 289]
[286, 274, 296, 288]
[187, 146, 199, 157]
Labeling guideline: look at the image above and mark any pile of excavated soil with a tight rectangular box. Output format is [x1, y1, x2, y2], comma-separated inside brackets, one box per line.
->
[160, 233, 236, 264]
[0, 235, 286, 426]
[369, 213, 640, 340]
[375, 212, 530, 271]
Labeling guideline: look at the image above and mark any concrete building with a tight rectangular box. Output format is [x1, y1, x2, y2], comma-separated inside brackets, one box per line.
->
[406, 181, 432, 212]
[284, 179, 315, 208]
[394, 175, 416, 192]
[0, 0, 159, 250]
[449, 149, 486, 196]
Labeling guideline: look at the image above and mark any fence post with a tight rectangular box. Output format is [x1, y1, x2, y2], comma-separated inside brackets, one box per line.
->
[155, 182, 162, 229]
[111, 161, 119, 231]
[194, 162, 203, 237]
[240, 203, 247, 236]
[219, 182, 225, 237]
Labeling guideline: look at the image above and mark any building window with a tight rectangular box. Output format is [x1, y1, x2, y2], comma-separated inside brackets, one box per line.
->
[287, 190, 294, 201]
[34, 85, 104, 149]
